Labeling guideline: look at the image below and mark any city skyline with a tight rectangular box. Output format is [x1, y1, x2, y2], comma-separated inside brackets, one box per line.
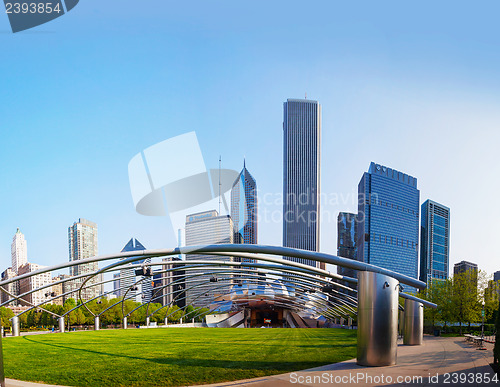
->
[1, 1, 500, 277]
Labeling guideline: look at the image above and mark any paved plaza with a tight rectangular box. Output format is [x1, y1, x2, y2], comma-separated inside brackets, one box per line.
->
[203, 336, 498, 387]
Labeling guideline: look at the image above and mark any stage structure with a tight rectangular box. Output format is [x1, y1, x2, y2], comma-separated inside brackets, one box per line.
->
[0, 243, 437, 386]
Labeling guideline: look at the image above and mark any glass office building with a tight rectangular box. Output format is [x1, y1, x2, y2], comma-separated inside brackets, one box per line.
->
[231, 161, 257, 265]
[337, 212, 358, 291]
[282, 98, 322, 269]
[68, 218, 101, 300]
[356, 162, 420, 291]
[420, 199, 450, 285]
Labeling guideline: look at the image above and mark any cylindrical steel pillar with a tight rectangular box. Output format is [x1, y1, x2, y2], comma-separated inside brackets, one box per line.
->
[180, 317, 183, 324]
[11, 316, 20, 337]
[348, 316, 352, 328]
[123, 317, 127, 329]
[58, 317, 65, 333]
[164, 317, 168, 326]
[357, 271, 399, 366]
[403, 299, 423, 345]
[146, 317, 150, 327]
[94, 316, 100, 331]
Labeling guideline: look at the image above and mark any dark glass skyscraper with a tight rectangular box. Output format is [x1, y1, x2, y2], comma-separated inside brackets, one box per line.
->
[282, 98, 322, 269]
[231, 161, 257, 265]
[420, 200, 450, 285]
[356, 162, 419, 290]
[231, 161, 257, 245]
[337, 212, 358, 291]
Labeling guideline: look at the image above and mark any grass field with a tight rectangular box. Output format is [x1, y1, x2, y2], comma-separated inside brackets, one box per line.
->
[2, 328, 357, 386]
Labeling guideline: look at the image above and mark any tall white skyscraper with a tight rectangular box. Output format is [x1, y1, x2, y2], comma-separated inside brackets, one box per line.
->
[184, 210, 234, 307]
[68, 218, 100, 300]
[282, 98, 323, 269]
[11, 228, 28, 274]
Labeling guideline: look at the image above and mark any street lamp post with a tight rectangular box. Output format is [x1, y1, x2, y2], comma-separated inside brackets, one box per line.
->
[482, 301, 485, 339]
[479, 301, 486, 350]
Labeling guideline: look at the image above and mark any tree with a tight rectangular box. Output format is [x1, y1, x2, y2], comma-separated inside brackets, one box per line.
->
[452, 271, 481, 334]
[166, 305, 183, 322]
[0, 307, 14, 328]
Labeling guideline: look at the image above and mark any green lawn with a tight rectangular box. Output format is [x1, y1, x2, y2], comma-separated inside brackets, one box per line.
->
[2, 328, 357, 386]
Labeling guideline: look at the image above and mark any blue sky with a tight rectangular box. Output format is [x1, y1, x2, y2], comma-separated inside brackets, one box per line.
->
[0, 1, 499, 277]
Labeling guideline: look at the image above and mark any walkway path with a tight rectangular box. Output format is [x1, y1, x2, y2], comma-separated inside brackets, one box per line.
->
[201, 336, 497, 386]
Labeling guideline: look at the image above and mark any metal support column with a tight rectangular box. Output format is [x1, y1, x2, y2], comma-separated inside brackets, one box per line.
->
[146, 317, 150, 327]
[403, 299, 423, 345]
[357, 271, 399, 366]
[164, 317, 168, 326]
[123, 317, 127, 329]
[11, 316, 20, 337]
[94, 316, 100, 331]
[58, 317, 65, 333]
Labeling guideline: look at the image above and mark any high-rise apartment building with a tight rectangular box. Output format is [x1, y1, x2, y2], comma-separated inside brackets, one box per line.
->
[52, 274, 76, 303]
[156, 257, 186, 308]
[50, 277, 64, 306]
[420, 200, 450, 285]
[185, 210, 233, 307]
[282, 98, 322, 269]
[356, 162, 420, 291]
[494, 271, 500, 283]
[231, 161, 257, 265]
[113, 273, 121, 298]
[1, 268, 18, 305]
[336, 212, 358, 289]
[68, 218, 100, 300]
[18, 263, 52, 306]
[11, 228, 27, 274]
[119, 238, 152, 303]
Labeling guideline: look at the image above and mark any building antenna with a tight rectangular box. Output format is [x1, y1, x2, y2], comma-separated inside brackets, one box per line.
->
[218, 155, 221, 214]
